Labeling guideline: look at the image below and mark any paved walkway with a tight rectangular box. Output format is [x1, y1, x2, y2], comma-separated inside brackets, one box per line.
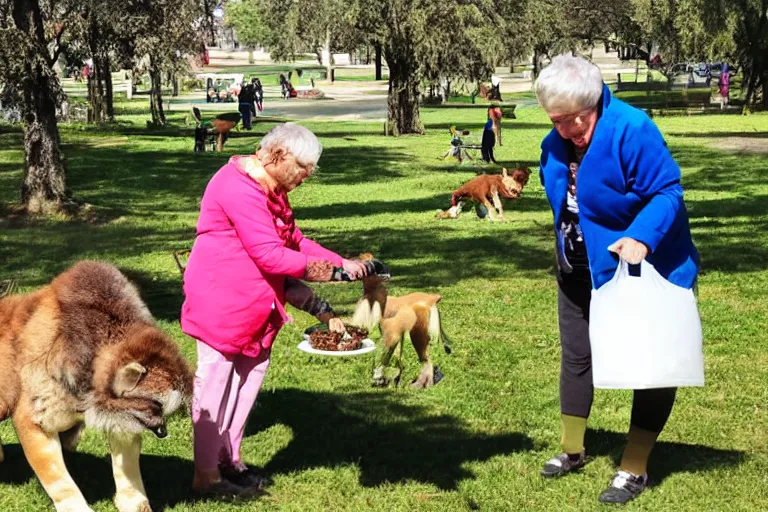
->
[61, 47, 635, 122]
[167, 69, 538, 122]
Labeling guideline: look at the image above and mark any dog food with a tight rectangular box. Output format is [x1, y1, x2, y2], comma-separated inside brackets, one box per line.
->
[309, 326, 369, 351]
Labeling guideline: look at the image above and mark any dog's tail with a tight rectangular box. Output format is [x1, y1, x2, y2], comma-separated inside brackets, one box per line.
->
[428, 304, 453, 354]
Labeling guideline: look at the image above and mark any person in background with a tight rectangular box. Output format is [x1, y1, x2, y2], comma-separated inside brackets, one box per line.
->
[481, 107, 498, 164]
[253, 77, 264, 115]
[279, 73, 289, 99]
[489, 104, 503, 146]
[238, 80, 255, 130]
[535, 53, 699, 505]
[719, 63, 731, 106]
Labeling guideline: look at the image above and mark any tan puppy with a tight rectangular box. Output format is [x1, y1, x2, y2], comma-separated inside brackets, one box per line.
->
[350, 255, 452, 389]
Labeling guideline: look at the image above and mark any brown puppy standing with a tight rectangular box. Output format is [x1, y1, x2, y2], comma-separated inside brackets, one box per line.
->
[0, 261, 193, 512]
[436, 167, 531, 221]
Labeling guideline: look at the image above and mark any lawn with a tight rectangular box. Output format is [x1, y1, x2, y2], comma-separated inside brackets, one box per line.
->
[0, 97, 767, 511]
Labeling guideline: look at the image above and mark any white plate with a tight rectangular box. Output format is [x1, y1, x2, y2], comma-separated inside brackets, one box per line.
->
[297, 336, 376, 356]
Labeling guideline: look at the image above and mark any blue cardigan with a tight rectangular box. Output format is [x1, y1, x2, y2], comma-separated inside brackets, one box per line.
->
[540, 85, 699, 290]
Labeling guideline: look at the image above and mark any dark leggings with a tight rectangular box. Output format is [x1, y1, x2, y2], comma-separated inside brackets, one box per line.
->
[481, 128, 496, 163]
[557, 273, 677, 432]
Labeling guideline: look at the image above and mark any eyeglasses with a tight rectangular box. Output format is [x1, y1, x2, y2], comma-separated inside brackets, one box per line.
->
[292, 158, 316, 178]
[549, 108, 596, 127]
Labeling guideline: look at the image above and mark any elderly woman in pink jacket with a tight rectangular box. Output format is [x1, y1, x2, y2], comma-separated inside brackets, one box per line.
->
[181, 122, 369, 497]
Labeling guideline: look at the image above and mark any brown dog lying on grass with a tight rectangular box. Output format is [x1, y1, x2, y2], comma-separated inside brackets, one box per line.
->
[349, 255, 452, 389]
[436, 167, 531, 221]
[0, 261, 193, 512]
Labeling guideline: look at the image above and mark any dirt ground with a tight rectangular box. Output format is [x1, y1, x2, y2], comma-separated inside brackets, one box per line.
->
[709, 136, 768, 154]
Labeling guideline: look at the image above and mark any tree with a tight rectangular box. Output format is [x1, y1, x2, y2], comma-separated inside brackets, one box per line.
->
[251, 0, 356, 82]
[295, 0, 352, 81]
[132, 0, 205, 126]
[224, 0, 270, 63]
[64, 0, 133, 123]
[0, 0, 70, 214]
[353, 0, 502, 135]
[418, 0, 503, 101]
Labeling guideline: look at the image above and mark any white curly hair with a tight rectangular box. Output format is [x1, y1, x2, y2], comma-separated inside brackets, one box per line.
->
[535, 54, 605, 114]
[259, 122, 323, 167]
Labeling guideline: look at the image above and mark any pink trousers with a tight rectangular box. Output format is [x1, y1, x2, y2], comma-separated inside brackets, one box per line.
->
[192, 339, 271, 471]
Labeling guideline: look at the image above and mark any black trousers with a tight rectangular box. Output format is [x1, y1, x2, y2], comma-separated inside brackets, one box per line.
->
[481, 129, 496, 163]
[557, 273, 677, 433]
[238, 103, 252, 130]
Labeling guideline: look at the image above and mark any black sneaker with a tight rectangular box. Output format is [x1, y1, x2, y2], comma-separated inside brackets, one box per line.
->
[192, 479, 263, 500]
[220, 462, 273, 491]
[598, 470, 648, 504]
[540, 451, 586, 477]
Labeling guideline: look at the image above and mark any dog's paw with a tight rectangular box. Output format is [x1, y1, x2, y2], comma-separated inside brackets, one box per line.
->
[371, 366, 401, 387]
[411, 365, 437, 389]
[53, 497, 95, 512]
[411, 375, 434, 389]
[114, 492, 151, 512]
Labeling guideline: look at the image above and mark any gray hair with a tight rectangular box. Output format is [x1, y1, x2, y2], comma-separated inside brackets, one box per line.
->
[535, 54, 604, 113]
[259, 122, 323, 166]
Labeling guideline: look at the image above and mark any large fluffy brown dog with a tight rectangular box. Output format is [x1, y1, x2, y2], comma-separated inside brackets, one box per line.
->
[436, 167, 531, 221]
[350, 255, 452, 389]
[0, 261, 193, 512]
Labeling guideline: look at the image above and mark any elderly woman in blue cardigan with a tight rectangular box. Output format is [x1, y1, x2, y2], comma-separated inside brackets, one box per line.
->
[535, 54, 699, 505]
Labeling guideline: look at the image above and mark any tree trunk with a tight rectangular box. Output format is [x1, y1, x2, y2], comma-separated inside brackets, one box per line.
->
[203, 0, 216, 46]
[385, 48, 422, 136]
[104, 55, 114, 120]
[87, 56, 107, 123]
[148, 55, 166, 126]
[324, 27, 333, 83]
[374, 43, 383, 81]
[13, 0, 69, 214]
[533, 49, 546, 80]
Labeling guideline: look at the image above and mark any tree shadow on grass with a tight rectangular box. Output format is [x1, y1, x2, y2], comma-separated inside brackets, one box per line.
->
[0, 442, 223, 512]
[0, 222, 195, 288]
[668, 142, 768, 273]
[245, 388, 534, 490]
[583, 428, 745, 486]
[304, 222, 554, 288]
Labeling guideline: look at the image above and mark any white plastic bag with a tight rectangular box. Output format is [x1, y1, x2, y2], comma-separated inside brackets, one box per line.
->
[589, 259, 704, 389]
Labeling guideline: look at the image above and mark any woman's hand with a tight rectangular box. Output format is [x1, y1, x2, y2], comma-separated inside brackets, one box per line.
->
[328, 317, 345, 333]
[608, 237, 649, 264]
[342, 259, 369, 279]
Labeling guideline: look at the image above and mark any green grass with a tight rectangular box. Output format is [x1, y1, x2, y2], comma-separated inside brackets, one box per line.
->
[1, 98, 768, 511]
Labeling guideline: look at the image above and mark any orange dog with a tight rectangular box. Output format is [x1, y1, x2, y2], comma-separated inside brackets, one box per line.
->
[436, 167, 531, 221]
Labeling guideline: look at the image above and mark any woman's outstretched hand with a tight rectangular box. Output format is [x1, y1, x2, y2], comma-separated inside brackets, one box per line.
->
[328, 317, 345, 333]
[342, 258, 369, 279]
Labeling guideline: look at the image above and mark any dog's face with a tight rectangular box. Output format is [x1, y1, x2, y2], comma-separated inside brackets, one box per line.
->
[93, 326, 194, 438]
[501, 167, 531, 198]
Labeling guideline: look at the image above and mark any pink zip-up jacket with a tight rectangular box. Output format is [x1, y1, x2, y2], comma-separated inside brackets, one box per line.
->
[181, 157, 344, 357]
